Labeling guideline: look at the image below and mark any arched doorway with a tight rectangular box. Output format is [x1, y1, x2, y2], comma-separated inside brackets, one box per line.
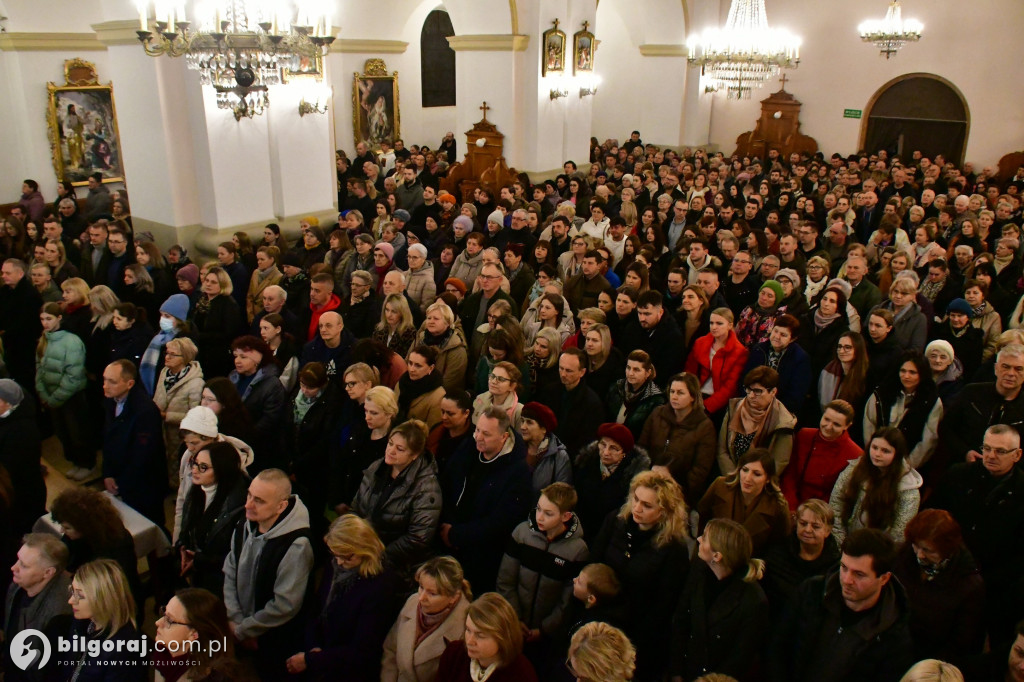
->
[861, 74, 969, 164]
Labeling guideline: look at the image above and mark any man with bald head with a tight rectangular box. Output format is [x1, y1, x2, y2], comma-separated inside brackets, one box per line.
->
[299, 311, 354, 378]
[249, 284, 302, 339]
[382, 269, 425, 327]
[224, 468, 314, 676]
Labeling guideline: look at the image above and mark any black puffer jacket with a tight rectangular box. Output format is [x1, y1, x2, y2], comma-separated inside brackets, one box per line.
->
[572, 442, 651, 538]
[761, 533, 841, 619]
[351, 454, 442, 577]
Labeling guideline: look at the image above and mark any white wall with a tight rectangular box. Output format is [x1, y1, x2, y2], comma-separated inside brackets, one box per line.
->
[703, 0, 1024, 166]
[328, 0, 457, 157]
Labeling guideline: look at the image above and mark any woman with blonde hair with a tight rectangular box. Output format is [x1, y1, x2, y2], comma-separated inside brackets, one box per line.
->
[59, 276, 94, 341]
[381, 556, 472, 681]
[670, 518, 768, 681]
[154, 337, 205, 469]
[568, 621, 637, 682]
[44, 237, 79, 285]
[583, 322, 623, 399]
[372, 292, 417, 358]
[592, 469, 691, 681]
[525, 326, 562, 404]
[331, 385, 398, 513]
[899, 659, 964, 682]
[285, 514, 403, 680]
[59, 558, 145, 681]
[414, 300, 468, 393]
[191, 266, 244, 378]
[436, 592, 538, 681]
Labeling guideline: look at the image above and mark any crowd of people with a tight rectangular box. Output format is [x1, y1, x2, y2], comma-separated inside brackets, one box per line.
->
[2, 135, 1024, 682]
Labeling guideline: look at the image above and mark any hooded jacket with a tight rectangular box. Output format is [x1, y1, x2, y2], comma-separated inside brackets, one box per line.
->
[828, 459, 923, 544]
[405, 260, 437, 312]
[527, 433, 572, 496]
[223, 494, 315, 641]
[448, 248, 484, 289]
[351, 454, 443, 576]
[172, 434, 255, 542]
[496, 511, 590, 635]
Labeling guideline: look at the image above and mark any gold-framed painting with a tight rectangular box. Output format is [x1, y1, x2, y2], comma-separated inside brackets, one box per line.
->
[573, 22, 596, 75]
[353, 59, 399, 150]
[542, 19, 567, 77]
[285, 52, 323, 81]
[46, 59, 125, 186]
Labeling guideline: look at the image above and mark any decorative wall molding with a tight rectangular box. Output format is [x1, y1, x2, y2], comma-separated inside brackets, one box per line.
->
[638, 44, 687, 57]
[446, 35, 529, 52]
[330, 39, 408, 54]
[91, 20, 145, 47]
[0, 32, 105, 52]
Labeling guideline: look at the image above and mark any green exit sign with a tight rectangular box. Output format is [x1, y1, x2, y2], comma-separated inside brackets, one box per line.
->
[844, 109, 862, 119]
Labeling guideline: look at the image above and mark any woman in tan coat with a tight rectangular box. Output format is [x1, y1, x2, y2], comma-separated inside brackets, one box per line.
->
[717, 366, 798, 477]
[153, 337, 205, 480]
[394, 345, 446, 430]
[381, 556, 471, 682]
[245, 246, 282, 323]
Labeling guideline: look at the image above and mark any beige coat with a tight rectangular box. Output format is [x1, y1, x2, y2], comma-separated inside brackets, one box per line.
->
[153, 361, 205, 467]
[246, 266, 283, 323]
[381, 592, 469, 682]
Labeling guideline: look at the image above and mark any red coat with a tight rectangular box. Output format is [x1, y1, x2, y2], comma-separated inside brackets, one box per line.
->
[780, 427, 863, 511]
[684, 331, 749, 415]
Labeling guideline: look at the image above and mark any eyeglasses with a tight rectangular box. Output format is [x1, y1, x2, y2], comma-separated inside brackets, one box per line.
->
[157, 605, 192, 629]
[744, 386, 767, 397]
[479, 274, 501, 280]
[67, 586, 86, 602]
[344, 381, 360, 389]
[488, 373, 511, 384]
[836, 344, 855, 351]
[165, 352, 182, 358]
[981, 444, 1020, 456]
[187, 457, 211, 473]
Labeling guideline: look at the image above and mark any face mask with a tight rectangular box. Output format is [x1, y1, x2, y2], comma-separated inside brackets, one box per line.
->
[159, 317, 176, 332]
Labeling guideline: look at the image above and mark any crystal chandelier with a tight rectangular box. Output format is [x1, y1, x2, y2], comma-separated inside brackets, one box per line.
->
[687, 0, 800, 99]
[859, 0, 922, 59]
[135, 0, 335, 119]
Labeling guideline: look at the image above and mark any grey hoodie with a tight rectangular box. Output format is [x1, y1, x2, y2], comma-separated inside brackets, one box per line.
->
[223, 494, 314, 639]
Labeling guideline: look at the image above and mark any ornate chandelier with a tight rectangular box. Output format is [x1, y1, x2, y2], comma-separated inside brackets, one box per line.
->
[135, 0, 335, 119]
[687, 0, 800, 100]
[859, 0, 922, 59]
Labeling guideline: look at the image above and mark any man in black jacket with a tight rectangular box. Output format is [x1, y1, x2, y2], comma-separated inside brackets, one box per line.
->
[554, 348, 605, 459]
[0, 380, 45, 535]
[770, 529, 914, 682]
[0, 259, 43, 391]
[101, 360, 167, 526]
[633, 291, 684, 387]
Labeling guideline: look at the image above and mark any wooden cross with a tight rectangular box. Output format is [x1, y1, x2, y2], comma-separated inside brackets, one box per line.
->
[779, 73, 790, 90]
[552, 18, 560, 31]
[479, 101, 490, 121]
[581, 20, 590, 33]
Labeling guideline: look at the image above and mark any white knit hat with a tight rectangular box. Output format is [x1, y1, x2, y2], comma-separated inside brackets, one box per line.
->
[179, 406, 218, 438]
[925, 339, 956, 361]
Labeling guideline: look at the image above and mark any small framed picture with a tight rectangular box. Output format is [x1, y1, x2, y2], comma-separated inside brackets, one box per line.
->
[573, 22, 596, 75]
[542, 19, 567, 77]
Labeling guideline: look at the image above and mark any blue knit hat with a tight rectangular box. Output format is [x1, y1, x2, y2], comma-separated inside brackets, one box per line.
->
[946, 298, 974, 318]
[160, 293, 190, 322]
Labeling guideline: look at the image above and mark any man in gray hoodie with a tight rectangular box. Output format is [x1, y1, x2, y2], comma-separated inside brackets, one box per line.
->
[224, 468, 314, 679]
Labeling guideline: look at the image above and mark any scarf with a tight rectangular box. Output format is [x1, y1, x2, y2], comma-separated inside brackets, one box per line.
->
[324, 567, 360, 611]
[804, 275, 828, 304]
[415, 595, 460, 647]
[193, 294, 211, 317]
[813, 307, 842, 331]
[140, 329, 178, 395]
[993, 251, 1014, 274]
[729, 396, 773, 438]
[917, 554, 951, 580]
[397, 369, 443, 416]
[162, 363, 191, 393]
[256, 265, 278, 282]
[422, 327, 453, 349]
[293, 389, 320, 424]
[477, 390, 520, 423]
[972, 302, 987, 317]
[919, 276, 944, 301]
[469, 659, 499, 682]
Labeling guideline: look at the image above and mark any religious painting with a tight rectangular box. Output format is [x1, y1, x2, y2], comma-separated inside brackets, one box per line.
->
[285, 52, 323, 81]
[353, 59, 400, 150]
[46, 60, 125, 185]
[573, 23, 596, 75]
[542, 20, 566, 77]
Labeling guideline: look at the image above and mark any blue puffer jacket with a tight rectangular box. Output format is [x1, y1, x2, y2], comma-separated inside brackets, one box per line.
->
[35, 329, 87, 406]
